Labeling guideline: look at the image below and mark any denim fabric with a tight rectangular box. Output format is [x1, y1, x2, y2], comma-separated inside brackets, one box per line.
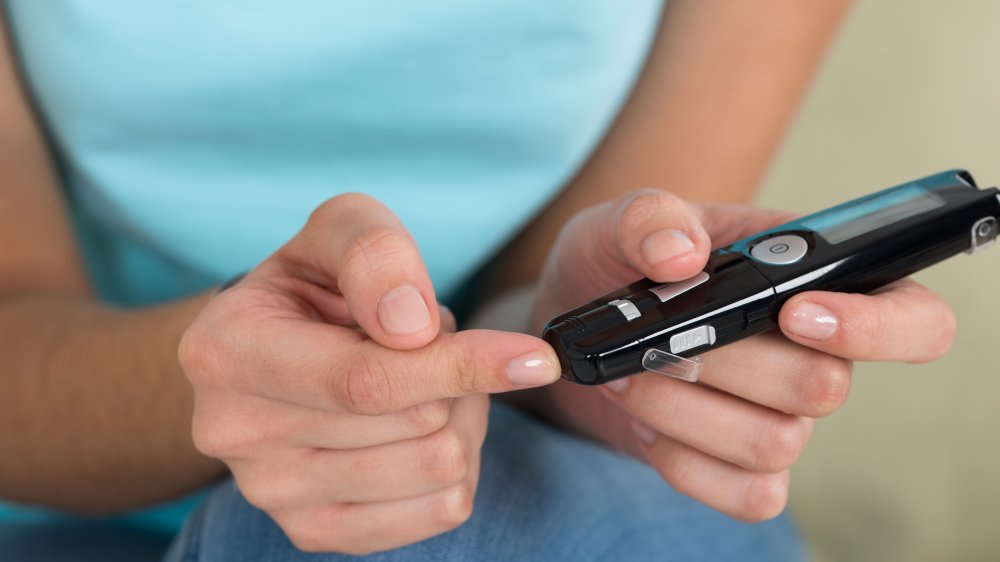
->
[165, 401, 805, 562]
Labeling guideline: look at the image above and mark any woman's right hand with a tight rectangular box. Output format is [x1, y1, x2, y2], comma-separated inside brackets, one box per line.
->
[178, 194, 561, 555]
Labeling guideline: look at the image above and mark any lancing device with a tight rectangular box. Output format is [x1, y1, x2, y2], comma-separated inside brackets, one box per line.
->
[543, 169, 1000, 385]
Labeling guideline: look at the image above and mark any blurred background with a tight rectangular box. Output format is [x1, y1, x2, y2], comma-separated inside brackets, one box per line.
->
[759, 1, 1000, 560]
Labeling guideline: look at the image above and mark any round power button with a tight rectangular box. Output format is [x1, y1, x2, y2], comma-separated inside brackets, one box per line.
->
[750, 234, 809, 265]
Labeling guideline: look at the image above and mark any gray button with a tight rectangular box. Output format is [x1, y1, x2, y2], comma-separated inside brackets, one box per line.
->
[669, 325, 717, 354]
[608, 298, 641, 322]
[968, 216, 997, 255]
[750, 234, 809, 265]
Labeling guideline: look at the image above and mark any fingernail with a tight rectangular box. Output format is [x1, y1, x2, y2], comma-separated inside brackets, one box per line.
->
[438, 303, 454, 323]
[786, 301, 839, 341]
[604, 378, 630, 394]
[640, 229, 695, 267]
[505, 352, 560, 387]
[632, 420, 658, 445]
[378, 285, 431, 335]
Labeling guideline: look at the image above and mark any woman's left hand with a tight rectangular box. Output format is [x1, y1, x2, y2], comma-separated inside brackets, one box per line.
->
[528, 189, 956, 521]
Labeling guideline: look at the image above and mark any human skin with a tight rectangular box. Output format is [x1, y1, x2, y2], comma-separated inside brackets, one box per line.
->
[178, 189, 955, 556]
[519, 192, 955, 520]
[0, 0, 897, 553]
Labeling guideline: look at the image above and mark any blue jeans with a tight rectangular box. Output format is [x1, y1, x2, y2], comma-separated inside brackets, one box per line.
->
[165, 401, 805, 561]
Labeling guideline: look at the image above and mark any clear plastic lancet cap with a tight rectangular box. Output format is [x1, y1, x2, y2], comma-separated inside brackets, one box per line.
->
[641, 347, 704, 383]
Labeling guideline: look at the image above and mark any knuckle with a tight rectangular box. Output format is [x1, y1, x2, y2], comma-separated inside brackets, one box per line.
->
[621, 189, 683, 221]
[189, 416, 224, 458]
[616, 189, 683, 236]
[309, 192, 372, 225]
[405, 400, 451, 437]
[336, 353, 396, 415]
[177, 326, 222, 385]
[738, 473, 789, 522]
[284, 526, 335, 554]
[421, 428, 470, 487]
[749, 416, 807, 472]
[658, 449, 700, 499]
[190, 410, 244, 459]
[178, 300, 259, 389]
[340, 226, 412, 285]
[280, 506, 351, 554]
[860, 301, 894, 358]
[235, 470, 285, 511]
[284, 528, 321, 553]
[801, 357, 853, 417]
[441, 337, 482, 396]
[432, 482, 475, 530]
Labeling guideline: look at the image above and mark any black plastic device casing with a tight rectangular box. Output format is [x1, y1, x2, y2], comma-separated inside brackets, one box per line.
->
[543, 169, 1000, 385]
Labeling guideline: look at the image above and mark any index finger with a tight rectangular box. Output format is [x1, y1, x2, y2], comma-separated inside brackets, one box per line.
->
[778, 278, 957, 363]
[334, 330, 561, 414]
[248, 319, 560, 414]
[276, 193, 440, 351]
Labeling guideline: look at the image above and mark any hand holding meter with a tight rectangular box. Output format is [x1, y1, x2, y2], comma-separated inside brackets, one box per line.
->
[543, 170, 999, 385]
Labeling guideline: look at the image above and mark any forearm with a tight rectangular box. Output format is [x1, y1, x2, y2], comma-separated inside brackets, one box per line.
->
[0, 292, 226, 513]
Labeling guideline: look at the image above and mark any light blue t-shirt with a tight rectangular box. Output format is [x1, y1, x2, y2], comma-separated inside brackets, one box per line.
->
[3, 0, 662, 531]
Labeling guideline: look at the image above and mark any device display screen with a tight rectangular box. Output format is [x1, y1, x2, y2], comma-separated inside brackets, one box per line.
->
[802, 185, 945, 244]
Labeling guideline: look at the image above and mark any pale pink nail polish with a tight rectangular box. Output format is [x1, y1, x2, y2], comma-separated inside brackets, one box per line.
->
[378, 285, 431, 335]
[786, 301, 839, 341]
[505, 352, 560, 387]
[640, 229, 695, 267]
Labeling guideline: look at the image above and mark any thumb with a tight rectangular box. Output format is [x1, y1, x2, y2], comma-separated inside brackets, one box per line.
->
[549, 189, 712, 302]
[275, 193, 440, 351]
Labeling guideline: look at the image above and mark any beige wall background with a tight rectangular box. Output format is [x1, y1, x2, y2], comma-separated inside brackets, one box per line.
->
[760, 1, 1000, 561]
